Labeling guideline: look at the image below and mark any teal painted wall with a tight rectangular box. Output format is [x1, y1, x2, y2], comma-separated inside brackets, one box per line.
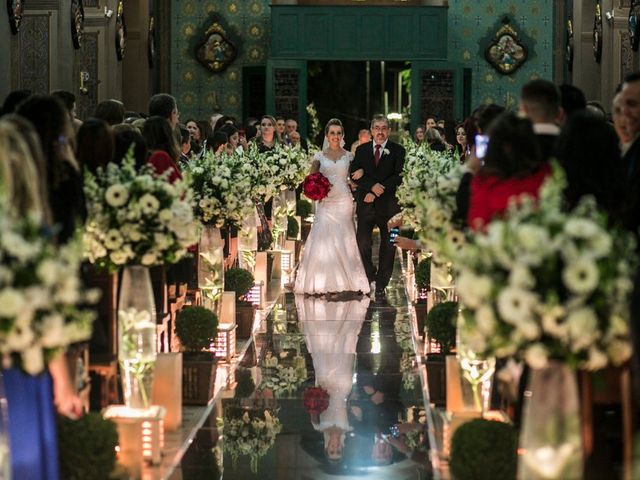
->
[170, 1, 554, 120]
[447, 0, 554, 110]
[170, 0, 271, 121]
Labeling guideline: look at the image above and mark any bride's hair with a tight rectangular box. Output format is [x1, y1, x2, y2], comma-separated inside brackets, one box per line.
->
[324, 118, 343, 136]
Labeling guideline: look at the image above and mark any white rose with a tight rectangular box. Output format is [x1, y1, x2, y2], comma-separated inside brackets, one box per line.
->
[40, 314, 66, 348]
[22, 345, 45, 375]
[6, 325, 34, 351]
[0, 288, 26, 317]
[110, 250, 128, 265]
[517, 319, 541, 341]
[567, 307, 599, 351]
[475, 305, 496, 335]
[541, 305, 568, 338]
[139, 194, 160, 215]
[36, 259, 58, 286]
[524, 343, 549, 369]
[105, 184, 129, 207]
[509, 263, 535, 289]
[564, 218, 600, 239]
[608, 340, 632, 365]
[55, 276, 81, 304]
[141, 252, 157, 266]
[2, 231, 39, 262]
[457, 271, 492, 309]
[583, 347, 608, 371]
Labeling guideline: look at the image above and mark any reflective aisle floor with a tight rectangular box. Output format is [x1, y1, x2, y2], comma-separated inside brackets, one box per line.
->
[176, 257, 431, 480]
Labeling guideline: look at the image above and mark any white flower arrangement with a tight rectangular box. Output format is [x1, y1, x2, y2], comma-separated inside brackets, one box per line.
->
[0, 207, 97, 375]
[83, 153, 201, 271]
[259, 351, 307, 396]
[396, 142, 459, 235]
[218, 406, 283, 473]
[184, 149, 256, 228]
[261, 144, 311, 191]
[454, 166, 637, 370]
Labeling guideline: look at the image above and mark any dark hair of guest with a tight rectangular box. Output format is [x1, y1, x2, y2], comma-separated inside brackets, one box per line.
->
[77, 118, 114, 174]
[142, 115, 179, 160]
[94, 99, 125, 126]
[481, 112, 543, 179]
[114, 128, 147, 169]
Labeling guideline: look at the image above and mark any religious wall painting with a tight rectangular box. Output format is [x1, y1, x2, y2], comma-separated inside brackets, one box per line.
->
[71, 0, 85, 49]
[593, 0, 603, 63]
[115, 0, 126, 61]
[483, 17, 530, 75]
[7, 0, 24, 34]
[630, 0, 640, 52]
[195, 21, 238, 73]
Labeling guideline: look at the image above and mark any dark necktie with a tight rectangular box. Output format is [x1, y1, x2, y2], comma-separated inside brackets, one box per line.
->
[374, 144, 381, 166]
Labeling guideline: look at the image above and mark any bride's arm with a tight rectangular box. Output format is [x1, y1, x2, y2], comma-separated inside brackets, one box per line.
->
[310, 159, 320, 173]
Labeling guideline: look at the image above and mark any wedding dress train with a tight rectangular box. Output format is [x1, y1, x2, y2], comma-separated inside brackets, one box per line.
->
[294, 151, 370, 294]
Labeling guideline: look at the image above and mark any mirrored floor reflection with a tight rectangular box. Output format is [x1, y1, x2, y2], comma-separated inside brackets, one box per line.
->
[178, 264, 432, 480]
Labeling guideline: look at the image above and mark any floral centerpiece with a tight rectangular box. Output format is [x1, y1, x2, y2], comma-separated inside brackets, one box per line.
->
[0, 207, 97, 375]
[83, 155, 201, 271]
[184, 150, 255, 228]
[218, 406, 282, 473]
[454, 167, 636, 370]
[396, 143, 459, 232]
[258, 351, 307, 397]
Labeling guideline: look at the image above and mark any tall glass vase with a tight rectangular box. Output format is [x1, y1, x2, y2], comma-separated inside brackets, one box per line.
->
[118, 266, 157, 408]
[272, 190, 289, 250]
[519, 361, 582, 480]
[456, 312, 495, 413]
[198, 225, 225, 313]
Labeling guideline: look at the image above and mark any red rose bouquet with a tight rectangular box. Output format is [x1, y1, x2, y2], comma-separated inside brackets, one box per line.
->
[303, 172, 331, 200]
[303, 386, 330, 414]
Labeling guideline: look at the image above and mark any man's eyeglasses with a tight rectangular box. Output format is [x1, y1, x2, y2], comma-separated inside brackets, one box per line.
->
[372, 126, 389, 132]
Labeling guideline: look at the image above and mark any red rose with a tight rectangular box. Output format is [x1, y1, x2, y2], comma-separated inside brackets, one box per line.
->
[303, 172, 331, 200]
[303, 386, 330, 414]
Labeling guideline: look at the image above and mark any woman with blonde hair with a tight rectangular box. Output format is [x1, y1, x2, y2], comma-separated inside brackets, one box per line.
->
[0, 116, 85, 480]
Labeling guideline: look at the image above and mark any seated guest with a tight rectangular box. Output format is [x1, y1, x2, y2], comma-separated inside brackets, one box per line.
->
[468, 112, 550, 230]
[0, 89, 31, 117]
[178, 124, 191, 166]
[76, 118, 114, 174]
[149, 93, 179, 129]
[94, 99, 125, 126]
[206, 131, 228, 155]
[556, 111, 625, 224]
[425, 127, 446, 152]
[414, 126, 425, 145]
[519, 79, 562, 162]
[612, 92, 633, 154]
[113, 126, 147, 169]
[142, 116, 181, 183]
[351, 128, 372, 154]
[558, 84, 586, 123]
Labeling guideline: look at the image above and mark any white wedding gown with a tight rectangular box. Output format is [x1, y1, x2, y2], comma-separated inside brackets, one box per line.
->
[296, 295, 370, 432]
[294, 151, 370, 294]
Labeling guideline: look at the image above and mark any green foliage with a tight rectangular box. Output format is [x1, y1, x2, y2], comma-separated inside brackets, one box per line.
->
[224, 267, 255, 301]
[175, 306, 219, 351]
[287, 216, 299, 239]
[450, 419, 518, 480]
[415, 258, 431, 288]
[235, 368, 256, 398]
[426, 301, 458, 353]
[58, 413, 118, 480]
[296, 199, 312, 218]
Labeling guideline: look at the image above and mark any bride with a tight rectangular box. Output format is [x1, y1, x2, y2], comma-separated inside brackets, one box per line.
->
[294, 118, 370, 295]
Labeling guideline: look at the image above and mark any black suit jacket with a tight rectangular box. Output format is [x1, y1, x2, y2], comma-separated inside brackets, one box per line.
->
[622, 136, 640, 236]
[535, 133, 559, 162]
[350, 140, 405, 217]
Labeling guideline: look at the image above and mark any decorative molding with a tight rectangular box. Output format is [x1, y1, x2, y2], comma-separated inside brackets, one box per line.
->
[71, 0, 85, 49]
[270, 0, 447, 5]
[26, 0, 58, 8]
[18, 13, 51, 93]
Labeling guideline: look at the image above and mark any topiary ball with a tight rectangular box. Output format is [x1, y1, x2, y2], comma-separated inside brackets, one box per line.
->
[58, 413, 119, 480]
[287, 216, 300, 239]
[235, 368, 256, 398]
[426, 301, 458, 354]
[296, 199, 312, 218]
[415, 258, 431, 289]
[450, 419, 518, 480]
[224, 267, 255, 300]
[175, 306, 219, 352]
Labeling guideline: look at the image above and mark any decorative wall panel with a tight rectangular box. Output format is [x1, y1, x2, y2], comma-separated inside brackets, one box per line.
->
[419, 70, 455, 125]
[273, 68, 299, 120]
[18, 14, 50, 94]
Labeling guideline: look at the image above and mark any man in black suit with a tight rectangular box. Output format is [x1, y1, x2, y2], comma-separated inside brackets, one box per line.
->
[519, 79, 562, 162]
[350, 114, 405, 298]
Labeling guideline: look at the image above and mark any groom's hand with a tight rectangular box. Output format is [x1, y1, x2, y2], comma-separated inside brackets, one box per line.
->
[364, 193, 376, 203]
[371, 183, 385, 196]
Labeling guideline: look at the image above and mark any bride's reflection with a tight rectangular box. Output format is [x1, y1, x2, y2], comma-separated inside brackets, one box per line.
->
[296, 294, 369, 463]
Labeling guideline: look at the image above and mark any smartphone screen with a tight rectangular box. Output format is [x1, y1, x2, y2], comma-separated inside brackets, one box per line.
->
[475, 134, 489, 159]
[389, 227, 399, 243]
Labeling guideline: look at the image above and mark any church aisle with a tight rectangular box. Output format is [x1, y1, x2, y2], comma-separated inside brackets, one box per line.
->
[176, 250, 432, 479]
